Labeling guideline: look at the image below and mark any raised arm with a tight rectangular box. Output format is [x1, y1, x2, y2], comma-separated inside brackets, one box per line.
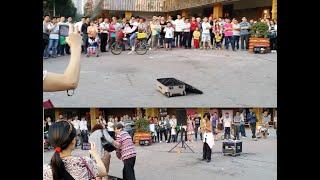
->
[43, 25, 82, 92]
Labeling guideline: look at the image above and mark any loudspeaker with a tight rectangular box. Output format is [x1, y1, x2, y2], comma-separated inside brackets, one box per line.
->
[176, 108, 187, 126]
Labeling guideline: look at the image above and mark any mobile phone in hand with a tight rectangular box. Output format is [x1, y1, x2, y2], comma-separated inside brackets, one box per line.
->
[81, 142, 91, 150]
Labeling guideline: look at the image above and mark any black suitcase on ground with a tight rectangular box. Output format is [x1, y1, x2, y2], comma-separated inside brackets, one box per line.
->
[222, 140, 242, 156]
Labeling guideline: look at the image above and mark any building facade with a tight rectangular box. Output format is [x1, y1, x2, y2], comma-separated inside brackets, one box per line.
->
[92, 0, 276, 20]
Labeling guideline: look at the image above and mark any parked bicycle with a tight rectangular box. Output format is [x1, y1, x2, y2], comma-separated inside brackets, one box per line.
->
[111, 32, 150, 55]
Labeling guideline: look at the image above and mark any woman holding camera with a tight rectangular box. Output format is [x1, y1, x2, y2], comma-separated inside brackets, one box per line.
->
[43, 120, 107, 179]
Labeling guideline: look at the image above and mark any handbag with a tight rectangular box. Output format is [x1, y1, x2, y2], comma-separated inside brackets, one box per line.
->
[100, 129, 116, 152]
[80, 157, 95, 179]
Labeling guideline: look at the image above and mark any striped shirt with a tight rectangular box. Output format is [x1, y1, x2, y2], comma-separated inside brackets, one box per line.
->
[116, 131, 137, 161]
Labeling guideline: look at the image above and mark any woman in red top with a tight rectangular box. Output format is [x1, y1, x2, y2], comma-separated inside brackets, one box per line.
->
[190, 17, 198, 49]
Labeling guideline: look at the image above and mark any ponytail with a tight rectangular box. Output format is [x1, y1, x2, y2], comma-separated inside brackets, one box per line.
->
[51, 152, 66, 180]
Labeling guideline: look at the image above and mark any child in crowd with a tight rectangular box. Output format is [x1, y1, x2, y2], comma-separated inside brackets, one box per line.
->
[193, 27, 201, 49]
[58, 35, 66, 56]
[215, 32, 222, 50]
[115, 123, 137, 180]
[164, 22, 174, 50]
[171, 124, 177, 143]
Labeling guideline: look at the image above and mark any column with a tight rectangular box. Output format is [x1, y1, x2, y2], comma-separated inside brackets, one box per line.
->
[55, 109, 60, 121]
[253, 108, 263, 125]
[90, 108, 99, 128]
[181, 9, 189, 18]
[125, 11, 132, 20]
[272, 0, 277, 20]
[213, 3, 223, 19]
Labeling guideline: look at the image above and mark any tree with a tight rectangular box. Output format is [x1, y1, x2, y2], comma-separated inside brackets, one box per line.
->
[43, 0, 77, 17]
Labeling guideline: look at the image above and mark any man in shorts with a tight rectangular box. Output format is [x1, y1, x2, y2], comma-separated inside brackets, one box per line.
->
[201, 17, 212, 49]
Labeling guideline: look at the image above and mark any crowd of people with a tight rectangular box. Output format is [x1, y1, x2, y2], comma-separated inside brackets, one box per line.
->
[43, 109, 276, 179]
[43, 14, 277, 58]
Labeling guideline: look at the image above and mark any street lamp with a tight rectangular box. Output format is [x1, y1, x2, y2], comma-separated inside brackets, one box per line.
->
[53, 0, 56, 17]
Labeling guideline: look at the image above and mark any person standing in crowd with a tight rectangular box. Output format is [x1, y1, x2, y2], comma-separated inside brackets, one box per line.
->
[210, 112, 218, 136]
[112, 123, 137, 180]
[43, 121, 107, 179]
[173, 15, 184, 48]
[239, 17, 250, 50]
[194, 114, 201, 141]
[239, 110, 247, 138]
[202, 113, 214, 163]
[89, 123, 116, 180]
[247, 109, 257, 140]
[169, 115, 177, 142]
[164, 115, 171, 143]
[45, 117, 53, 132]
[221, 112, 232, 140]
[43, 15, 50, 59]
[209, 16, 215, 47]
[273, 110, 277, 136]
[189, 17, 197, 48]
[150, 16, 160, 50]
[128, 17, 139, 53]
[183, 18, 191, 49]
[64, 16, 73, 55]
[223, 18, 233, 50]
[200, 114, 206, 141]
[123, 115, 134, 138]
[164, 22, 174, 50]
[99, 18, 109, 52]
[159, 117, 167, 143]
[201, 17, 212, 50]
[262, 110, 271, 136]
[81, 18, 90, 54]
[187, 116, 195, 142]
[80, 116, 89, 144]
[47, 17, 59, 58]
[232, 19, 240, 51]
[269, 20, 277, 52]
[154, 117, 160, 143]
[159, 17, 166, 48]
[193, 27, 201, 49]
[71, 116, 81, 147]
[75, 17, 85, 34]
[233, 111, 241, 140]
[214, 31, 222, 50]
[57, 16, 67, 56]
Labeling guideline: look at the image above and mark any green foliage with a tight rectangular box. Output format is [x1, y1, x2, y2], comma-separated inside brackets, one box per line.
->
[250, 22, 269, 38]
[134, 117, 150, 133]
[43, 0, 77, 17]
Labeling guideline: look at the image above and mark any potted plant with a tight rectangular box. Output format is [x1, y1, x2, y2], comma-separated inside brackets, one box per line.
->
[133, 117, 151, 145]
[249, 22, 270, 53]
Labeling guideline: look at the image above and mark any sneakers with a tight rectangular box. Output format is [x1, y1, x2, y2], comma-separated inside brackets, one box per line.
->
[128, 50, 134, 54]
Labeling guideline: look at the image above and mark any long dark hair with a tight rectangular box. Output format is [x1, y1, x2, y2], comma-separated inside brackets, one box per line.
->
[48, 121, 76, 180]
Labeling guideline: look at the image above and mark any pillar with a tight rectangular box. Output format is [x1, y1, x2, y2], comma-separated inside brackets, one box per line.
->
[272, 0, 277, 20]
[90, 108, 99, 128]
[181, 9, 189, 18]
[125, 11, 132, 20]
[146, 108, 159, 117]
[253, 108, 263, 125]
[197, 108, 210, 118]
[213, 3, 223, 19]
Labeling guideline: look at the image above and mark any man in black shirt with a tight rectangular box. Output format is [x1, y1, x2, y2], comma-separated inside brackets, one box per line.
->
[81, 18, 90, 54]
[194, 114, 201, 141]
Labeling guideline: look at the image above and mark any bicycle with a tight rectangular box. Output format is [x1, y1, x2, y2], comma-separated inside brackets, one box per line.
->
[110, 37, 130, 55]
[110, 32, 150, 55]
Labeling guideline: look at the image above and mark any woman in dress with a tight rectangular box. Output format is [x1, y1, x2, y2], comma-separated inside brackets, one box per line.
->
[202, 113, 214, 163]
[43, 120, 107, 179]
[187, 116, 195, 142]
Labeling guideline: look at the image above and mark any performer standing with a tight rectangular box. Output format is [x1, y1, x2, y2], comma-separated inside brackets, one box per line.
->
[202, 113, 214, 163]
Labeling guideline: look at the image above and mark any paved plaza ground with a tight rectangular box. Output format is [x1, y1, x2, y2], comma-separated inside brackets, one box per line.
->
[43, 49, 277, 107]
[44, 128, 277, 180]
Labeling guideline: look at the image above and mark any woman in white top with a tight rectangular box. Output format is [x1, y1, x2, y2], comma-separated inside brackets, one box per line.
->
[43, 26, 82, 92]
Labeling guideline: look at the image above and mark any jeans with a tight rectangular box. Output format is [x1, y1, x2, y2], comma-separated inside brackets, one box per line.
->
[232, 36, 240, 50]
[233, 125, 240, 140]
[189, 30, 194, 48]
[240, 34, 249, 50]
[183, 32, 191, 48]
[65, 44, 70, 54]
[250, 123, 256, 138]
[224, 36, 233, 50]
[123, 156, 136, 180]
[151, 34, 159, 49]
[129, 33, 137, 47]
[166, 128, 171, 142]
[224, 127, 231, 140]
[194, 125, 200, 140]
[175, 31, 183, 47]
[270, 37, 277, 50]
[203, 142, 211, 161]
[82, 34, 88, 54]
[160, 129, 167, 141]
[239, 124, 246, 136]
[58, 44, 66, 55]
[47, 39, 59, 57]
[81, 130, 89, 144]
[210, 32, 215, 46]
[156, 131, 160, 142]
[159, 34, 165, 47]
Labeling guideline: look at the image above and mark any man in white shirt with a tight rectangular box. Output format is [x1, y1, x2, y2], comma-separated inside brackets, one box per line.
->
[71, 116, 81, 147]
[183, 18, 191, 48]
[221, 112, 232, 140]
[99, 18, 109, 52]
[239, 111, 247, 138]
[47, 17, 59, 58]
[201, 17, 212, 49]
[232, 19, 241, 51]
[173, 15, 184, 47]
[74, 17, 85, 34]
[79, 117, 89, 144]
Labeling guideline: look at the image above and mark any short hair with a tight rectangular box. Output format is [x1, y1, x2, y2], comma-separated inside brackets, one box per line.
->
[115, 123, 124, 129]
